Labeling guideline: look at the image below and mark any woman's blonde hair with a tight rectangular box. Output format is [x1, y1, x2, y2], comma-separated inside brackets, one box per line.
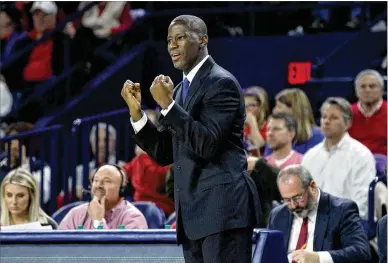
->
[245, 86, 270, 128]
[275, 88, 315, 143]
[0, 168, 52, 226]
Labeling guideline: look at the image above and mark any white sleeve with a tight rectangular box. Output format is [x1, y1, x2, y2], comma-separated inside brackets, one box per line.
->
[130, 112, 148, 134]
[160, 101, 175, 116]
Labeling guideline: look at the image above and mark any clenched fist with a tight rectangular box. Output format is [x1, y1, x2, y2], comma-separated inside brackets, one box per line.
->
[150, 75, 174, 109]
[121, 80, 142, 121]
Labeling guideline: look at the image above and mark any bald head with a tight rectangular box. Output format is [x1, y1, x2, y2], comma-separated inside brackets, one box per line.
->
[91, 164, 127, 201]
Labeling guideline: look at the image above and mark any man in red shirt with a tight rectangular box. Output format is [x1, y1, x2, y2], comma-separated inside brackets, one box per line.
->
[348, 69, 387, 155]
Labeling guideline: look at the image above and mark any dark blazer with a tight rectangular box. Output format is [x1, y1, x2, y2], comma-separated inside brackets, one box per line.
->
[377, 215, 387, 263]
[130, 56, 261, 243]
[268, 191, 371, 263]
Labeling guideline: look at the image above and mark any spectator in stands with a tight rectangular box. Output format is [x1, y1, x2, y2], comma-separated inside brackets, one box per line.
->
[3, 1, 74, 123]
[70, 1, 133, 73]
[265, 88, 324, 156]
[348, 69, 387, 155]
[59, 164, 147, 230]
[0, 5, 25, 65]
[0, 168, 57, 229]
[0, 4, 31, 93]
[23, 1, 68, 86]
[377, 215, 387, 263]
[0, 122, 51, 204]
[74, 122, 125, 199]
[302, 97, 376, 220]
[243, 86, 269, 156]
[268, 164, 371, 263]
[123, 110, 175, 217]
[266, 113, 303, 170]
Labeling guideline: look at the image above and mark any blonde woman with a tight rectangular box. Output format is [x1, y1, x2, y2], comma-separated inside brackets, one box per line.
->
[0, 168, 57, 229]
[264, 88, 324, 156]
[243, 86, 270, 156]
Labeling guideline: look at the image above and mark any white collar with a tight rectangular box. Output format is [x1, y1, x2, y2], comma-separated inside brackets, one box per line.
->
[323, 132, 351, 152]
[183, 55, 210, 83]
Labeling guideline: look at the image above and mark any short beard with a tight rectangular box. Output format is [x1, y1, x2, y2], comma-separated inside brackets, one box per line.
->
[292, 191, 318, 218]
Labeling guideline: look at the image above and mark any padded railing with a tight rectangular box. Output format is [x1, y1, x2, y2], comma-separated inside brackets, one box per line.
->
[368, 174, 388, 239]
[0, 229, 288, 263]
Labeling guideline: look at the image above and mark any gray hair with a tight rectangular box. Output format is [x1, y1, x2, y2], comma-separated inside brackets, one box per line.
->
[277, 164, 313, 189]
[171, 15, 208, 37]
[320, 97, 353, 123]
[354, 69, 384, 90]
[89, 122, 117, 145]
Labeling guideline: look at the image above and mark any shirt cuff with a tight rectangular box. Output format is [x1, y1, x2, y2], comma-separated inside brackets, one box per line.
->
[160, 100, 175, 116]
[130, 112, 147, 134]
[317, 251, 334, 263]
[287, 253, 292, 263]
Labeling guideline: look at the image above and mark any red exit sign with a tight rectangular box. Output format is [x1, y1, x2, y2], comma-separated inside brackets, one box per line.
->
[288, 61, 312, 85]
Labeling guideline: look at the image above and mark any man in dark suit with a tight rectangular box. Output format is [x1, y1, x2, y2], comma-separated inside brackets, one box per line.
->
[268, 164, 370, 263]
[121, 15, 260, 263]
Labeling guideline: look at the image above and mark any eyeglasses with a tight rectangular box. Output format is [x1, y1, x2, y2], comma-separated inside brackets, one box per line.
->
[282, 188, 308, 204]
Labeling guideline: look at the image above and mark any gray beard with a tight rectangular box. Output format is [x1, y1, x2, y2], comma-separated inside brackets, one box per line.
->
[292, 193, 318, 218]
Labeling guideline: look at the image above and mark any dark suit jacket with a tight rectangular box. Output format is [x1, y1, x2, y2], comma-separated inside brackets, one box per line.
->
[377, 215, 387, 263]
[130, 56, 261, 243]
[268, 191, 371, 263]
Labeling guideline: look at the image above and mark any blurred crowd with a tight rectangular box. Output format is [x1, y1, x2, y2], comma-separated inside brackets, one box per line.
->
[0, 2, 386, 262]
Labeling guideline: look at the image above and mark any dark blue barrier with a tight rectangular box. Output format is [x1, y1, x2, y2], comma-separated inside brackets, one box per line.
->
[367, 175, 388, 239]
[66, 108, 135, 203]
[0, 229, 288, 263]
[0, 125, 65, 213]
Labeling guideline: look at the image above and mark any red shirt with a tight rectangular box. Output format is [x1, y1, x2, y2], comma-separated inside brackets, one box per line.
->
[23, 29, 53, 81]
[123, 154, 175, 216]
[348, 100, 387, 155]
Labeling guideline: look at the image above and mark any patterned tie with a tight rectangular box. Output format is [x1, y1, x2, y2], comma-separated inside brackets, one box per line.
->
[181, 78, 190, 104]
[292, 217, 308, 263]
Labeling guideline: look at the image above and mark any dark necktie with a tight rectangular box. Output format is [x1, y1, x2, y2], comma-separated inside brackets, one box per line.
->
[292, 217, 308, 263]
[181, 78, 190, 104]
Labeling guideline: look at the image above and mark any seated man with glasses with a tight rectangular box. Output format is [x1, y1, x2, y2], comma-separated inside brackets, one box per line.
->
[268, 164, 370, 263]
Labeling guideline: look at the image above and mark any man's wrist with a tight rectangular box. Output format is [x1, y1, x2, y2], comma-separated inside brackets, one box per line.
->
[130, 109, 142, 121]
[161, 98, 173, 110]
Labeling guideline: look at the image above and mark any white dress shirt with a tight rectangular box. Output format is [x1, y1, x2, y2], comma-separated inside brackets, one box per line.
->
[287, 189, 333, 263]
[302, 133, 376, 219]
[131, 55, 210, 133]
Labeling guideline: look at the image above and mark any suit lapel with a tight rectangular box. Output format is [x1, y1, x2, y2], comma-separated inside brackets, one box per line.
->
[281, 209, 294, 249]
[173, 82, 183, 106]
[313, 191, 330, 251]
[183, 56, 215, 110]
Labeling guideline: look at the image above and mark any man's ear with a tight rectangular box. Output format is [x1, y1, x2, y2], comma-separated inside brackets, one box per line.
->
[199, 34, 209, 47]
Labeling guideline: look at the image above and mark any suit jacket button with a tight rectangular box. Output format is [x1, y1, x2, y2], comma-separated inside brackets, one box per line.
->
[176, 188, 180, 192]
[177, 165, 181, 170]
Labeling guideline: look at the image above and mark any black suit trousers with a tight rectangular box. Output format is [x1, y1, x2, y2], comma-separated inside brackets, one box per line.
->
[179, 210, 253, 263]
